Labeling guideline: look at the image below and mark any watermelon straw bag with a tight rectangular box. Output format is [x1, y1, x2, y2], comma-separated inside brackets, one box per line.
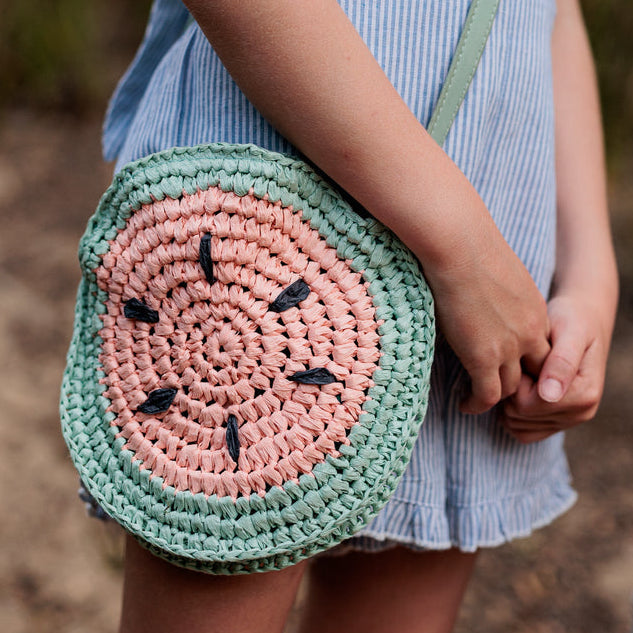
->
[60, 0, 499, 574]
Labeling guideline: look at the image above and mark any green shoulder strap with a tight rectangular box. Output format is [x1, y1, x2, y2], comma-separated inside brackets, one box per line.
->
[427, 0, 501, 146]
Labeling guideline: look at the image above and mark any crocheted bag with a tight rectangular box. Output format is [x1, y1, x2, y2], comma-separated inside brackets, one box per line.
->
[61, 143, 434, 574]
[60, 0, 499, 575]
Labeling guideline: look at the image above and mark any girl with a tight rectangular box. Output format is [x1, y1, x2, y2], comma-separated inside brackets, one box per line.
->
[102, 1, 618, 631]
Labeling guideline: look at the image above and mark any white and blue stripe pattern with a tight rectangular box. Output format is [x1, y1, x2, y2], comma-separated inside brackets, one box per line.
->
[102, 0, 577, 552]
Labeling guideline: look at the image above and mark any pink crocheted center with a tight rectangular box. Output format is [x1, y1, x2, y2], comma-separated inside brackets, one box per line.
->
[97, 187, 382, 499]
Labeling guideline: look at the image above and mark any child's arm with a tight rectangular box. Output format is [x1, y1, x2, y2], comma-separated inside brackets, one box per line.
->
[502, 0, 619, 443]
[183, 0, 551, 414]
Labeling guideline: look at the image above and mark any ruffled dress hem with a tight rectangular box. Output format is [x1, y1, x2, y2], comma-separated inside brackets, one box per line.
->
[320, 476, 578, 557]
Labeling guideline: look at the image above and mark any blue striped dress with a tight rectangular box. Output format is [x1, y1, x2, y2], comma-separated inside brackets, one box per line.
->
[101, 0, 577, 553]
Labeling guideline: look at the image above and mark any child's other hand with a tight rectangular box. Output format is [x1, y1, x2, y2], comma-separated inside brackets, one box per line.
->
[500, 294, 610, 443]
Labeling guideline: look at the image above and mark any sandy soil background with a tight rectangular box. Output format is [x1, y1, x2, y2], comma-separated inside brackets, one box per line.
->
[0, 99, 631, 633]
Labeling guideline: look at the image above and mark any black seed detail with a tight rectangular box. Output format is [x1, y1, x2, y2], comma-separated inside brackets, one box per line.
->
[269, 279, 311, 312]
[123, 298, 159, 323]
[199, 232, 214, 283]
[226, 414, 240, 463]
[138, 388, 178, 414]
[287, 367, 338, 385]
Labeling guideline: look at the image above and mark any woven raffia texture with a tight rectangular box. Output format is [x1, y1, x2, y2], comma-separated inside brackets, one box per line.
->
[60, 143, 435, 574]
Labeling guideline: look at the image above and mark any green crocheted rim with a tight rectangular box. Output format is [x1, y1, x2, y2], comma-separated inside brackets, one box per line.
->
[60, 143, 435, 574]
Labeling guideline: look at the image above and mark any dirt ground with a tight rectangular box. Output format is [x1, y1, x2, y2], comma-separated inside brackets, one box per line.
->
[0, 109, 631, 633]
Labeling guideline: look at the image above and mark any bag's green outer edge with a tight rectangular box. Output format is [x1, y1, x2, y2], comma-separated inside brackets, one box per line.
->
[60, 142, 435, 574]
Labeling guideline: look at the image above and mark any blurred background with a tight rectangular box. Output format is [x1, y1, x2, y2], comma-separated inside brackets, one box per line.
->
[0, 1, 631, 631]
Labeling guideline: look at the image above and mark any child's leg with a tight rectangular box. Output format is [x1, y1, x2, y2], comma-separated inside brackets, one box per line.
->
[119, 534, 307, 633]
[296, 546, 477, 633]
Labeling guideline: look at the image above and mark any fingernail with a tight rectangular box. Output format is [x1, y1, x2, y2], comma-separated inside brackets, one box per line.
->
[540, 378, 563, 402]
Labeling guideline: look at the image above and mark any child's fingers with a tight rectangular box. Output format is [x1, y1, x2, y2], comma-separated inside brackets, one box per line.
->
[505, 428, 558, 444]
[459, 368, 501, 415]
[501, 416, 562, 431]
[460, 330, 550, 415]
[520, 330, 552, 380]
[503, 343, 604, 424]
[499, 361, 523, 399]
[537, 318, 588, 403]
[461, 355, 538, 415]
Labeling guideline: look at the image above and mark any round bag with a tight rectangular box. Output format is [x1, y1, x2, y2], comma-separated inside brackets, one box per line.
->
[60, 143, 434, 574]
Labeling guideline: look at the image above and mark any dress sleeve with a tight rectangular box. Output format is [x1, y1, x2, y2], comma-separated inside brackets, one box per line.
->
[102, 0, 191, 162]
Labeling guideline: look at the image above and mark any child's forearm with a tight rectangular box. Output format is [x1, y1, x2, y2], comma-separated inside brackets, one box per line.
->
[551, 0, 618, 329]
[183, 0, 493, 273]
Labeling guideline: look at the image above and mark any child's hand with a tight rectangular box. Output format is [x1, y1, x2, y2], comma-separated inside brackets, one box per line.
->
[500, 294, 611, 443]
[423, 212, 552, 417]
